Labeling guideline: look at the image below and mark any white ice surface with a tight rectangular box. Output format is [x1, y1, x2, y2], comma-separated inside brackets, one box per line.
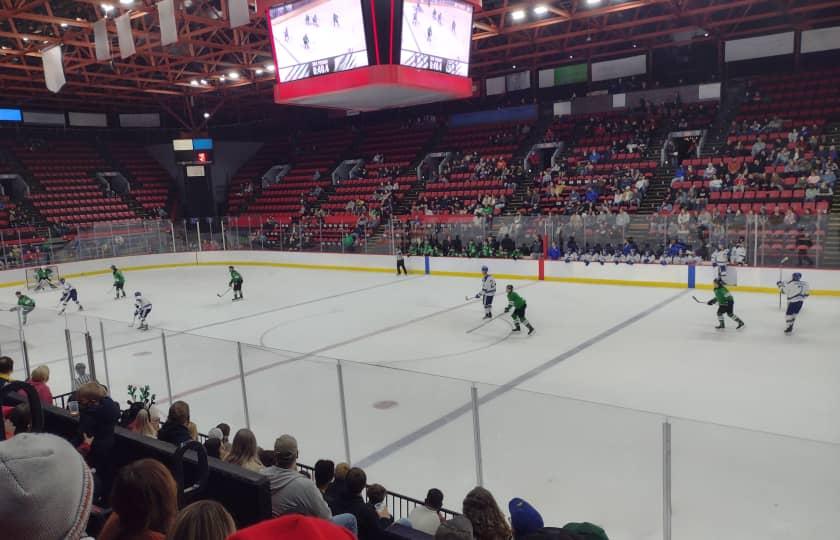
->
[4, 265, 840, 539]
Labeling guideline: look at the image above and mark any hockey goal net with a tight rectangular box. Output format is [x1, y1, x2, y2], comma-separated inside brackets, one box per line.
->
[25, 265, 61, 290]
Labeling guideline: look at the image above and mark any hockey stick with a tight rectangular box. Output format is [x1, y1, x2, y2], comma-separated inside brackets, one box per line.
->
[691, 296, 708, 304]
[217, 287, 231, 298]
[778, 257, 789, 310]
[465, 312, 507, 334]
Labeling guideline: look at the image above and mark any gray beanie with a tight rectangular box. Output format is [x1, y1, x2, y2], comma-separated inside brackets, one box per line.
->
[435, 516, 473, 540]
[0, 433, 94, 540]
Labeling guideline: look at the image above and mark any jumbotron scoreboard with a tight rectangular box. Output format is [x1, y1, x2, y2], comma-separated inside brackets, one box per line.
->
[257, 0, 481, 111]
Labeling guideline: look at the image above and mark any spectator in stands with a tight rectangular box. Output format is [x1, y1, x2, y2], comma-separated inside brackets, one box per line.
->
[326, 462, 350, 505]
[225, 428, 264, 472]
[331, 467, 391, 540]
[24, 365, 52, 405]
[0, 433, 94, 540]
[158, 400, 193, 446]
[314, 459, 335, 495]
[508, 498, 608, 540]
[0, 355, 13, 389]
[99, 458, 178, 540]
[796, 228, 814, 266]
[783, 208, 798, 229]
[204, 437, 222, 459]
[408, 488, 445, 535]
[365, 483, 393, 529]
[229, 514, 355, 540]
[436, 516, 474, 540]
[75, 382, 120, 501]
[130, 406, 161, 438]
[167, 500, 236, 540]
[4, 402, 30, 437]
[462, 487, 512, 540]
[260, 434, 338, 520]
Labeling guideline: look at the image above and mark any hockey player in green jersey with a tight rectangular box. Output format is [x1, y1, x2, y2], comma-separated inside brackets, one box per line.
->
[34, 267, 58, 291]
[11, 291, 35, 324]
[228, 266, 244, 301]
[504, 284, 535, 335]
[706, 278, 745, 330]
[111, 265, 126, 299]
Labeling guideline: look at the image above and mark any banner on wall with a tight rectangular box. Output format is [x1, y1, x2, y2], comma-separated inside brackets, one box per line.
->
[591, 54, 646, 82]
[801, 26, 840, 54]
[157, 0, 178, 46]
[505, 71, 531, 92]
[41, 45, 66, 93]
[115, 12, 136, 59]
[725, 32, 793, 62]
[69, 112, 108, 127]
[94, 19, 110, 60]
[539, 63, 588, 88]
[486, 76, 505, 96]
[227, 0, 250, 28]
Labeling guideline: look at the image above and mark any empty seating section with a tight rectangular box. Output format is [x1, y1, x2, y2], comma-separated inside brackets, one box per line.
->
[108, 142, 173, 212]
[14, 140, 134, 224]
[228, 139, 292, 213]
[739, 69, 840, 123]
[321, 177, 411, 213]
[245, 128, 354, 217]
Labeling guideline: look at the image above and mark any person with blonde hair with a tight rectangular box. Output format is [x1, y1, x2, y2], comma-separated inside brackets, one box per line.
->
[462, 487, 512, 540]
[166, 500, 236, 540]
[131, 406, 162, 438]
[224, 428, 264, 472]
[26, 364, 52, 404]
[99, 459, 178, 540]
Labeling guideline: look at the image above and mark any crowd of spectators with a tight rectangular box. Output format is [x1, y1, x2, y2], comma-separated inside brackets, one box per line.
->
[1, 360, 611, 539]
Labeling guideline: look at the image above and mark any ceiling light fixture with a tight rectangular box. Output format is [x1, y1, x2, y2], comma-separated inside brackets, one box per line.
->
[533, 5, 548, 15]
[265, 64, 276, 72]
[101, 3, 115, 12]
[60, 22, 69, 28]
[255, 68, 264, 75]
[203, 112, 210, 119]
[190, 80, 199, 86]
[511, 10, 526, 21]
[220, 75, 226, 81]
[586, 0, 602, 6]
[704, 31, 710, 37]
[569, 55, 574, 59]
[119, 0, 134, 4]
[22, 37, 29, 42]
[228, 71, 240, 80]
[200, 79, 208, 85]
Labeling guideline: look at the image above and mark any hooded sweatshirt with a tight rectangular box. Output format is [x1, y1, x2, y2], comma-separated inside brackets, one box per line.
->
[260, 466, 332, 519]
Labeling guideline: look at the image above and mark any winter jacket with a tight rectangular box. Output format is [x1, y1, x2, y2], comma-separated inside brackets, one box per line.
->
[407, 504, 442, 535]
[518, 527, 582, 540]
[330, 492, 392, 540]
[157, 421, 192, 447]
[77, 395, 121, 465]
[259, 466, 332, 519]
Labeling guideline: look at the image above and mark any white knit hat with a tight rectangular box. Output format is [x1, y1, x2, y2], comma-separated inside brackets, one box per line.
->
[0, 433, 94, 540]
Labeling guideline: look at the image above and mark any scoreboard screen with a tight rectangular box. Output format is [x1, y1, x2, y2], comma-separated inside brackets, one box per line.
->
[400, 0, 473, 77]
[268, 0, 369, 83]
[173, 138, 214, 165]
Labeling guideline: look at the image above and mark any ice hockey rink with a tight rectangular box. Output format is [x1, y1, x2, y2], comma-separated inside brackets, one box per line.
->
[2, 262, 839, 540]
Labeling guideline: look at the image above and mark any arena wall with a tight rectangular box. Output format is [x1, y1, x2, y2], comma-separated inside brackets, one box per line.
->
[0, 251, 838, 295]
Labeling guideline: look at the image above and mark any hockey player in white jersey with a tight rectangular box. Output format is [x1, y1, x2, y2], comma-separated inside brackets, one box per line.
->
[730, 239, 747, 266]
[711, 243, 730, 280]
[57, 278, 83, 314]
[473, 265, 496, 319]
[133, 291, 152, 331]
[777, 272, 810, 334]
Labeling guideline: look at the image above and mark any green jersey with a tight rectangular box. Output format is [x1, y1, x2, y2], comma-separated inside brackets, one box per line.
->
[712, 285, 733, 306]
[17, 295, 35, 308]
[113, 269, 125, 285]
[229, 269, 243, 284]
[507, 291, 526, 310]
[35, 268, 52, 280]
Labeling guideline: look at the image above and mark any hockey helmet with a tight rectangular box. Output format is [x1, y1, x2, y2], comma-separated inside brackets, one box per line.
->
[481, 265, 488, 273]
[134, 291, 142, 297]
[713, 277, 724, 287]
[506, 284, 514, 292]
[14, 291, 21, 296]
[110, 265, 117, 270]
[59, 278, 65, 283]
[792, 272, 802, 281]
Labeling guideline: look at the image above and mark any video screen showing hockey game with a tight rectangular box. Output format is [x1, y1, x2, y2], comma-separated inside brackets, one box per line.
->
[268, 0, 369, 83]
[401, 0, 473, 77]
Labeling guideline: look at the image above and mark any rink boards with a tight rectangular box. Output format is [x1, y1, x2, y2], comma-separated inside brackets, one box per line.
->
[2, 250, 840, 295]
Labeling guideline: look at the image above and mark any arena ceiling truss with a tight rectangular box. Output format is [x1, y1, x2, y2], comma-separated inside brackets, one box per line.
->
[0, 0, 837, 127]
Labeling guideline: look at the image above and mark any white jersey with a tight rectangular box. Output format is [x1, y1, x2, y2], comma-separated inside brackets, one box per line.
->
[62, 281, 77, 293]
[730, 245, 747, 264]
[712, 248, 730, 265]
[135, 295, 152, 310]
[480, 275, 496, 297]
[780, 280, 810, 303]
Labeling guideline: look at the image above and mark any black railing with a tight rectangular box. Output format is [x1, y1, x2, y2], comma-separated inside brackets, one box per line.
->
[52, 391, 74, 409]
